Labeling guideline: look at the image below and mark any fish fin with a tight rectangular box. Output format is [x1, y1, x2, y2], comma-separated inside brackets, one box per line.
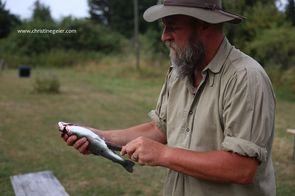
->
[122, 160, 135, 173]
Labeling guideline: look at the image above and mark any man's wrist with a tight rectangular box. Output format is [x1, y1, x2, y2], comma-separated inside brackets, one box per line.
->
[159, 145, 172, 167]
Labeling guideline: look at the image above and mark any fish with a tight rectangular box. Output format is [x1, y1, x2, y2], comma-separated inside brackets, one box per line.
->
[58, 121, 134, 173]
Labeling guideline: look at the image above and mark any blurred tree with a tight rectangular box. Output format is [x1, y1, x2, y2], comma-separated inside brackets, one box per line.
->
[88, 0, 109, 24]
[0, 0, 21, 38]
[223, 0, 282, 50]
[32, 0, 53, 22]
[59, 18, 126, 53]
[221, 0, 295, 70]
[10, 20, 58, 55]
[88, 0, 158, 37]
[285, 0, 295, 25]
[0, 18, 126, 57]
[223, 0, 275, 14]
[244, 3, 283, 38]
[246, 25, 295, 68]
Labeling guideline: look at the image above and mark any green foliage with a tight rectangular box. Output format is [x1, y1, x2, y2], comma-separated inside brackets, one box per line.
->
[285, 0, 295, 25]
[281, 67, 295, 94]
[0, 0, 21, 38]
[265, 65, 295, 101]
[246, 25, 295, 68]
[1, 20, 58, 56]
[244, 3, 284, 38]
[0, 0, 294, 71]
[222, 0, 294, 71]
[59, 18, 126, 53]
[88, 0, 158, 37]
[32, 0, 53, 22]
[224, 1, 283, 50]
[87, 0, 104, 24]
[141, 28, 168, 57]
[264, 65, 284, 88]
[33, 74, 60, 94]
[0, 18, 127, 67]
[88, 0, 109, 24]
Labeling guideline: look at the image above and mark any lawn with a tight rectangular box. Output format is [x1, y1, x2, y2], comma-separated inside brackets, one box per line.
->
[0, 63, 294, 195]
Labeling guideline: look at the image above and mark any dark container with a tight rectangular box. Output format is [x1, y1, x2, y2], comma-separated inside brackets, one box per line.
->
[19, 65, 31, 78]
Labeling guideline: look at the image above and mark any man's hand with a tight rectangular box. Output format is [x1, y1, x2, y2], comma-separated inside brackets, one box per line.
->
[121, 137, 167, 166]
[62, 134, 90, 155]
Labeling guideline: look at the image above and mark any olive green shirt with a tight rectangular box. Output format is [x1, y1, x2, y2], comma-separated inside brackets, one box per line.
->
[149, 38, 276, 196]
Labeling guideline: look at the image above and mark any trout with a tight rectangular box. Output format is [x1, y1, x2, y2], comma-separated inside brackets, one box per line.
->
[58, 122, 134, 173]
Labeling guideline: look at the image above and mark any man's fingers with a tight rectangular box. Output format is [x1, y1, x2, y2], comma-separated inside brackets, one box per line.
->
[62, 133, 68, 141]
[78, 140, 90, 155]
[121, 143, 137, 159]
[120, 145, 128, 156]
[73, 137, 87, 149]
[66, 135, 78, 146]
[121, 145, 130, 156]
[61, 134, 90, 155]
[131, 151, 139, 162]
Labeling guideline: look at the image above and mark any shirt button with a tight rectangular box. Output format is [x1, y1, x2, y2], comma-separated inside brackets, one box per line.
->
[189, 111, 193, 115]
[185, 128, 190, 132]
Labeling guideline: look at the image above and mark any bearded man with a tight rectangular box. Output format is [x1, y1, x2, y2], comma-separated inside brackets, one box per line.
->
[62, 1, 276, 195]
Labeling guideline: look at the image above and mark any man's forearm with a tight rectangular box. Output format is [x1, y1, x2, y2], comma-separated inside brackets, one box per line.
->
[90, 121, 166, 146]
[160, 148, 259, 184]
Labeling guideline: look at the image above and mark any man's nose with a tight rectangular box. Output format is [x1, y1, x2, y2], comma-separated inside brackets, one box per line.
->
[161, 27, 173, 42]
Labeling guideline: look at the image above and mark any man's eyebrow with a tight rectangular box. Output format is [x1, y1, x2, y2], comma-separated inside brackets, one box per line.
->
[162, 19, 177, 26]
[162, 16, 180, 23]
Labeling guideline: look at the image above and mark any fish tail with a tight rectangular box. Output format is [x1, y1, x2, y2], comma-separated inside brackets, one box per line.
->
[122, 160, 135, 173]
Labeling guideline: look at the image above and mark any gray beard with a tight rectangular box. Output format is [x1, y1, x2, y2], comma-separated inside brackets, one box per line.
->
[166, 38, 205, 80]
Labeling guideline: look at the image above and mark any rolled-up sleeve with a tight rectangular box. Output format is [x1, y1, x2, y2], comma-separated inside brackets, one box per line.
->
[221, 66, 275, 163]
[222, 136, 268, 162]
[148, 69, 173, 135]
[148, 110, 166, 134]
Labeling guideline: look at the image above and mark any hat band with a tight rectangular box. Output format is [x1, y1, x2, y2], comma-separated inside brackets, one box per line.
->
[164, 0, 221, 10]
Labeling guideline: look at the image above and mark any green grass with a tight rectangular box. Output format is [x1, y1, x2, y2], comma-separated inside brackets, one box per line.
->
[0, 63, 294, 195]
[0, 64, 167, 196]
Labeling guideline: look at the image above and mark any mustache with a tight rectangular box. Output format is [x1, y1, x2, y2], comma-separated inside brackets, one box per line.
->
[165, 41, 176, 50]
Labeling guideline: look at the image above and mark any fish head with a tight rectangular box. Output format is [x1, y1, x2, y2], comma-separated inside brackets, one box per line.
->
[58, 121, 74, 135]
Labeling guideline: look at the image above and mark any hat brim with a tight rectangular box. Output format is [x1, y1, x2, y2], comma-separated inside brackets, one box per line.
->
[143, 5, 244, 24]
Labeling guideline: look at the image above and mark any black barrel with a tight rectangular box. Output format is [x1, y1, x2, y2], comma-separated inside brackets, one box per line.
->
[19, 65, 31, 78]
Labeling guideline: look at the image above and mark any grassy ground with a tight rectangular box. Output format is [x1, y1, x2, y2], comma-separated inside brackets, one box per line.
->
[0, 62, 294, 195]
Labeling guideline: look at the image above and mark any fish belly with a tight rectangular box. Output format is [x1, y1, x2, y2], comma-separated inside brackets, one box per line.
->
[90, 139, 124, 163]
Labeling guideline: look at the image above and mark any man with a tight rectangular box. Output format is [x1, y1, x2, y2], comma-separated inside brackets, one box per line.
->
[63, 0, 276, 195]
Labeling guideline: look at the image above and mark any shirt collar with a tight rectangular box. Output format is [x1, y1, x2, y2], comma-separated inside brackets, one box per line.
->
[203, 37, 233, 74]
[184, 37, 233, 94]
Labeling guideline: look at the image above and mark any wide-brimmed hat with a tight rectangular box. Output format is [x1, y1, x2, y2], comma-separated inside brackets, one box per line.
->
[143, 0, 245, 24]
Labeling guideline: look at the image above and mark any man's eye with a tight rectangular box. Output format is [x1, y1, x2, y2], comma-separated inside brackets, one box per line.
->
[167, 26, 179, 32]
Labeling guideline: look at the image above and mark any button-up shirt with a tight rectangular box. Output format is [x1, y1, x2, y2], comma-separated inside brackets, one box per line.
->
[149, 38, 276, 196]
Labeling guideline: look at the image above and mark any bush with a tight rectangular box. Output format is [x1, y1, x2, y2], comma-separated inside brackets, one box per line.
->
[281, 67, 295, 94]
[265, 66, 295, 94]
[59, 18, 127, 53]
[33, 75, 60, 94]
[264, 65, 284, 88]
